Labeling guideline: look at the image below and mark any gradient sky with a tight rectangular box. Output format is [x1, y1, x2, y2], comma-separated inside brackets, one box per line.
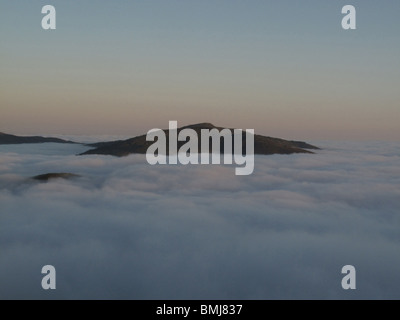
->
[1, 0, 399, 140]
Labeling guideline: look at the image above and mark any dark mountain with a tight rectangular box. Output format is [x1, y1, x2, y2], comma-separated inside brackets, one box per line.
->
[0, 132, 77, 145]
[288, 140, 319, 150]
[80, 123, 319, 157]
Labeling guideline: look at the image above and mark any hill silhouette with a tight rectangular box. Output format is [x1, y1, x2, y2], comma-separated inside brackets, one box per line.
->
[0, 132, 76, 145]
[80, 123, 319, 157]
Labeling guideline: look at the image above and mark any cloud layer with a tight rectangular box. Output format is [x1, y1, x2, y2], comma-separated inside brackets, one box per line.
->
[0, 141, 399, 299]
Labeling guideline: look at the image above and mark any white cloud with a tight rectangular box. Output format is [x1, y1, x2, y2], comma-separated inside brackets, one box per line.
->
[0, 141, 399, 299]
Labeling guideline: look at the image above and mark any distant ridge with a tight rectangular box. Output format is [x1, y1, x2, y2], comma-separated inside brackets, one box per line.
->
[80, 123, 320, 157]
[0, 132, 77, 145]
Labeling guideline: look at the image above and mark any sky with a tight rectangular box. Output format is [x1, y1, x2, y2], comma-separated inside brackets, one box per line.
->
[1, 1, 399, 140]
[1, 141, 400, 299]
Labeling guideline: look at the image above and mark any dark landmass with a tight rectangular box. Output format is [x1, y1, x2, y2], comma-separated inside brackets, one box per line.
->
[0, 132, 77, 145]
[31, 173, 81, 182]
[288, 141, 320, 150]
[80, 123, 320, 157]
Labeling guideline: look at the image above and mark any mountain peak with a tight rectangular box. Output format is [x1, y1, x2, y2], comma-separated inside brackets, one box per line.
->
[183, 123, 217, 130]
[80, 123, 320, 157]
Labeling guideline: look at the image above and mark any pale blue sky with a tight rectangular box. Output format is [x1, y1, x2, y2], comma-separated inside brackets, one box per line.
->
[1, 1, 399, 140]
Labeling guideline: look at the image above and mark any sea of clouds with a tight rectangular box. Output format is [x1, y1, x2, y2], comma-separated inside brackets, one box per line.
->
[0, 140, 399, 299]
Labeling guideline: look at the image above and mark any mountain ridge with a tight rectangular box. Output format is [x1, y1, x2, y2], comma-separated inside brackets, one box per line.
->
[1, 124, 320, 156]
[0, 132, 77, 145]
[80, 123, 320, 157]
